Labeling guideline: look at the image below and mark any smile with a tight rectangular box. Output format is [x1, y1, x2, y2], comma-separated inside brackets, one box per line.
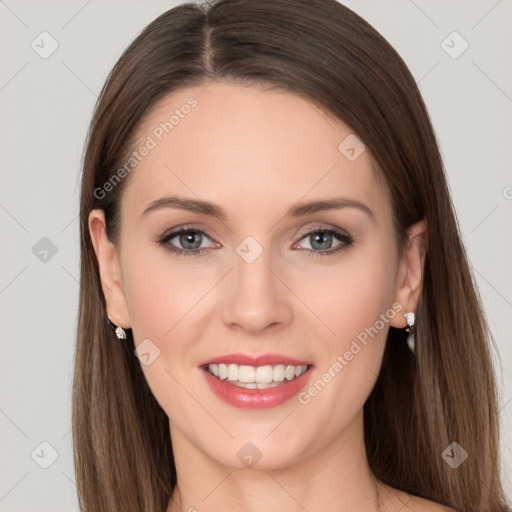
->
[201, 362, 313, 409]
[207, 363, 309, 389]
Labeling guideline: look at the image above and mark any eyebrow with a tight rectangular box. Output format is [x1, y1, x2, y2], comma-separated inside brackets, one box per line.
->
[142, 195, 374, 220]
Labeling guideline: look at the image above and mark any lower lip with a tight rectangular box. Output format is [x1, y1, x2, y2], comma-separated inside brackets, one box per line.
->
[201, 367, 313, 409]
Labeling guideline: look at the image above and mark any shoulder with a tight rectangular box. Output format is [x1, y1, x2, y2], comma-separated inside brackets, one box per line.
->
[381, 484, 459, 512]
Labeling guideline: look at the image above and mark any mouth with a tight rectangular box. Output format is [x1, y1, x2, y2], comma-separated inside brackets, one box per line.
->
[204, 363, 310, 389]
[199, 359, 314, 409]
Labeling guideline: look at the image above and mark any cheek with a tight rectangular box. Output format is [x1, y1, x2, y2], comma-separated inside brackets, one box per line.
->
[293, 245, 397, 420]
[120, 241, 214, 342]
[118, 244, 210, 434]
[118, 243, 220, 413]
[301, 246, 398, 352]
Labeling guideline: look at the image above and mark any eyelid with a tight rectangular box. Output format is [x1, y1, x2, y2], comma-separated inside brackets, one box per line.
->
[159, 223, 215, 239]
[294, 223, 351, 240]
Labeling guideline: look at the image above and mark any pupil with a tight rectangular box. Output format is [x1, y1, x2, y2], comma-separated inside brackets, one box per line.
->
[180, 232, 201, 249]
[312, 232, 331, 250]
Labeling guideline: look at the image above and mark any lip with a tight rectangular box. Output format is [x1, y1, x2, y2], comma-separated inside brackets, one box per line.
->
[200, 362, 314, 410]
[198, 353, 312, 367]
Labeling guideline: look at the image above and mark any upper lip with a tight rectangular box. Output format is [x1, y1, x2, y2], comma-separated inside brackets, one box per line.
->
[199, 353, 312, 367]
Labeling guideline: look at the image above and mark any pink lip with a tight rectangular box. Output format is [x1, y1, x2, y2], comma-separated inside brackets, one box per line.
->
[198, 353, 312, 367]
[200, 363, 314, 410]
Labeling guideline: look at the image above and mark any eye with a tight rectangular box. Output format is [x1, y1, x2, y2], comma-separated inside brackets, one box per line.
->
[157, 226, 218, 257]
[293, 227, 353, 257]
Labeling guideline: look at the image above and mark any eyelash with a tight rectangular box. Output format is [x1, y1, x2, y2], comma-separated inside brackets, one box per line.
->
[157, 224, 354, 258]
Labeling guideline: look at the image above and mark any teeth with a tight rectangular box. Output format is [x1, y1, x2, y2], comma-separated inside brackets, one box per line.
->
[238, 365, 256, 383]
[236, 381, 282, 389]
[218, 364, 228, 380]
[207, 363, 308, 385]
[227, 364, 238, 381]
[285, 365, 296, 380]
[255, 366, 273, 383]
[273, 364, 285, 382]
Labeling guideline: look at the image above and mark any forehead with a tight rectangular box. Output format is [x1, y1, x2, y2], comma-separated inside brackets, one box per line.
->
[122, 81, 390, 221]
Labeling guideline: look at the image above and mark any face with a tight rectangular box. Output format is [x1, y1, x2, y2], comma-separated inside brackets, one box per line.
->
[90, 81, 424, 470]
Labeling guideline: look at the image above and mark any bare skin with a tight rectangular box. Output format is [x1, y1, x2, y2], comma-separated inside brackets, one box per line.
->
[89, 82, 455, 511]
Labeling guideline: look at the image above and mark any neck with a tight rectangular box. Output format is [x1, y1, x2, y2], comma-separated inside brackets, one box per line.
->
[167, 411, 381, 512]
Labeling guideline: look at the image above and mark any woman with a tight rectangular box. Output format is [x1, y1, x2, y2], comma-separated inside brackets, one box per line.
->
[73, 0, 511, 510]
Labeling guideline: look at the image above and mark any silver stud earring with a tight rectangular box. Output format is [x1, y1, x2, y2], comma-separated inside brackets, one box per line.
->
[106, 314, 127, 341]
[404, 312, 415, 353]
[114, 326, 126, 340]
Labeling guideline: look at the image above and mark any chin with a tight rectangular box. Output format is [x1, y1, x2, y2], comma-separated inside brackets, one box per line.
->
[202, 433, 310, 471]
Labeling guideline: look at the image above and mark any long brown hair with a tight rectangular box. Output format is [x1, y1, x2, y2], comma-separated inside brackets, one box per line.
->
[73, 1, 510, 510]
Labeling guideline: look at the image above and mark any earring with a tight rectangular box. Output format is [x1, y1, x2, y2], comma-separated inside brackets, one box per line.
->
[106, 314, 127, 340]
[404, 312, 415, 353]
[114, 326, 126, 340]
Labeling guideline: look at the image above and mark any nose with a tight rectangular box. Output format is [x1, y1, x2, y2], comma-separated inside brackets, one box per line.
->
[221, 244, 294, 335]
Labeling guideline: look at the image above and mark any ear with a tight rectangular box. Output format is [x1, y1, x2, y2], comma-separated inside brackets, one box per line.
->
[88, 209, 131, 329]
[389, 217, 428, 329]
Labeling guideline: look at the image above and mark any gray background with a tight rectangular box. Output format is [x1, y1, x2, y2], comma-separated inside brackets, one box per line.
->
[1, 0, 511, 510]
